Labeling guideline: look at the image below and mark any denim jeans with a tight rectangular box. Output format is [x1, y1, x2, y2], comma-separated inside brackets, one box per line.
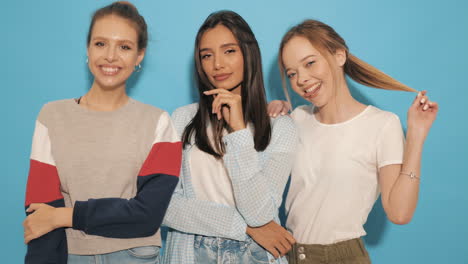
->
[68, 246, 160, 264]
[194, 235, 270, 264]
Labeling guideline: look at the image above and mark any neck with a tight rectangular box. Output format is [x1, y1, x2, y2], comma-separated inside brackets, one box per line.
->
[82, 82, 129, 111]
[314, 77, 366, 124]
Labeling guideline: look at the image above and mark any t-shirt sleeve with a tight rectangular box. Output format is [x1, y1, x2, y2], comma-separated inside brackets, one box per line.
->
[377, 114, 405, 169]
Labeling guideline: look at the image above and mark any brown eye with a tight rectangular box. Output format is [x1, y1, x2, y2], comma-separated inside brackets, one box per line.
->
[305, 61, 315, 67]
[201, 54, 212, 59]
[95, 41, 105, 47]
[121, 45, 132, 50]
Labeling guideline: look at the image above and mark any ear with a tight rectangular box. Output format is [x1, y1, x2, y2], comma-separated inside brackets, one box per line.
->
[136, 48, 146, 66]
[334, 48, 346, 67]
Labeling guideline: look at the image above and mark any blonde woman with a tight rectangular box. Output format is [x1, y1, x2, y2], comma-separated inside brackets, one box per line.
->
[268, 20, 438, 264]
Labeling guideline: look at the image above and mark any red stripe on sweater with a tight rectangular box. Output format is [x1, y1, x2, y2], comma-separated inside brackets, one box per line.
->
[139, 141, 182, 177]
[25, 159, 63, 206]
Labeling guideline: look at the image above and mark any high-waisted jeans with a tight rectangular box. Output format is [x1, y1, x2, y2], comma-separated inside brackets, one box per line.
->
[194, 234, 270, 264]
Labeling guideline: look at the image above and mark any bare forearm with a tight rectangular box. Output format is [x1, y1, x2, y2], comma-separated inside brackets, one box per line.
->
[387, 131, 425, 224]
[54, 208, 73, 228]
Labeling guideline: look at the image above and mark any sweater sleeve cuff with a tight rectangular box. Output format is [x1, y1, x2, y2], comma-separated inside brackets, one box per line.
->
[230, 210, 249, 241]
[223, 128, 254, 153]
[72, 201, 88, 231]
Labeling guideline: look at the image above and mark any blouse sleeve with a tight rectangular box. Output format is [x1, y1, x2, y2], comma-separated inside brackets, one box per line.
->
[223, 116, 298, 227]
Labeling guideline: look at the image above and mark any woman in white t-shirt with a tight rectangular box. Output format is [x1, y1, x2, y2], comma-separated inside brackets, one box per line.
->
[268, 19, 438, 264]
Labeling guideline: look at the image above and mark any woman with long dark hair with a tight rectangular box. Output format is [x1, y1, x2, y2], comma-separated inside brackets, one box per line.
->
[22, 2, 181, 263]
[162, 10, 297, 264]
[269, 19, 438, 263]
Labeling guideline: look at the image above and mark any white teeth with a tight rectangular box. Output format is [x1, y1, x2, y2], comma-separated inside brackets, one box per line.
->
[102, 67, 119, 73]
[305, 82, 321, 93]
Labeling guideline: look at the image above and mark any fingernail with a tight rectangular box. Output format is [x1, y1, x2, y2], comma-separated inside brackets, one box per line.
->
[281, 112, 286, 115]
[420, 98, 426, 104]
[423, 104, 429, 111]
[273, 114, 277, 117]
[418, 92, 422, 97]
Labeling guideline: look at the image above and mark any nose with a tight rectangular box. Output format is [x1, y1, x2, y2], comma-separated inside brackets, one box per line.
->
[296, 70, 310, 86]
[213, 54, 224, 70]
[105, 45, 117, 62]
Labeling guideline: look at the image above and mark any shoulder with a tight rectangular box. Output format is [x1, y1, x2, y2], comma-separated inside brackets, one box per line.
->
[132, 99, 166, 117]
[171, 103, 199, 127]
[171, 103, 199, 120]
[366, 105, 401, 125]
[364, 106, 403, 140]
[39, 99, 74, 113]
[37, 99, 75, 124]
[270, 115, 296, 134]
[170, 103, 199, 136]
[290, 104, 313, 122]
[130, 100, 175, 131]
[267, 115, 298, 151]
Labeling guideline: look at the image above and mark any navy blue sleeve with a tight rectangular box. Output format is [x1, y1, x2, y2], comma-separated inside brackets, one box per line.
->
[72, 173, 179, 238]
[25, 200, 68, 264]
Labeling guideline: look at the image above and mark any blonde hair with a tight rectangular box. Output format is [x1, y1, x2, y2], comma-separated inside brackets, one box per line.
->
[278, 19, 416, 103]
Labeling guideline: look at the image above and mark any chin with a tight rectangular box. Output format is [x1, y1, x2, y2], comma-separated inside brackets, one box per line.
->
[306, 98, 325, 108]
[96, 79, 126, 90]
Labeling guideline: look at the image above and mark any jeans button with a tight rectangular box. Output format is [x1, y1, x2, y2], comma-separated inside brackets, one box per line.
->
[298, 246, 304, 253]
[298, 253, 306, 260]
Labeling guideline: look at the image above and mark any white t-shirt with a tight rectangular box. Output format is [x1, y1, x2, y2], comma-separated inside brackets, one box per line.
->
[190, 127, 236, 207]
[285, 105, 404, 244]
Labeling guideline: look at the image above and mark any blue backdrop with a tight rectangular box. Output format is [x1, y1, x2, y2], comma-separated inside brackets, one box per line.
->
[3, 0, 467, 263]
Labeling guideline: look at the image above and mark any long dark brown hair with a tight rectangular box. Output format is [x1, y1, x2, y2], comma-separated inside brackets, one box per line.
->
[182, 10, 271, 158]
[278, 19, 416, 103]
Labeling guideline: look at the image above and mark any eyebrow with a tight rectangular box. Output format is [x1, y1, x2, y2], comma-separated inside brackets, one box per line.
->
[199, 43, 239, 53]
[300, 55, 316, 62]
[92, 36, 136, 45]
[285, 55, 316, 72]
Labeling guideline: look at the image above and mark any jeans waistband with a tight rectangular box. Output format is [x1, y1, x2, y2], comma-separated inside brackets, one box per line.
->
[194, 235, 251, 250]
[288, 238, 369, 264]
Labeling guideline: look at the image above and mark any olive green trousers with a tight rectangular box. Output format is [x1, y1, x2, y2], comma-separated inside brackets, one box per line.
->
[287, 238, 371, 264]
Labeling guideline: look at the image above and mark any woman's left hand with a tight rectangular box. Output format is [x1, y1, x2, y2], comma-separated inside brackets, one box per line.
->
[23, 203, 58, 244]
[204, 89, 246, 131]
[407, 90, 438, 141]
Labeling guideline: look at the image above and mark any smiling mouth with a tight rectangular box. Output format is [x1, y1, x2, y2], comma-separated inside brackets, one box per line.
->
[214, 73, 232, 81]
[100, 66, 121, 76]
[304, 82, 322, 99]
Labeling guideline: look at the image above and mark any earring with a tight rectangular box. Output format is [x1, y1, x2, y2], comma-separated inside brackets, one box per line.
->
[86, 57, 88, 64]
[134, 64, 142, 72]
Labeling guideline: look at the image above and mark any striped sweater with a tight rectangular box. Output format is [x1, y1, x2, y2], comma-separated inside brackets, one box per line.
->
[24, 98, 181, 263]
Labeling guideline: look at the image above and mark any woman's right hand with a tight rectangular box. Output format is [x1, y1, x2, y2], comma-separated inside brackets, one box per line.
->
[267, 100, 291, 117]
[23, 204, 72, 244]
[246, 221, 296, 258]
